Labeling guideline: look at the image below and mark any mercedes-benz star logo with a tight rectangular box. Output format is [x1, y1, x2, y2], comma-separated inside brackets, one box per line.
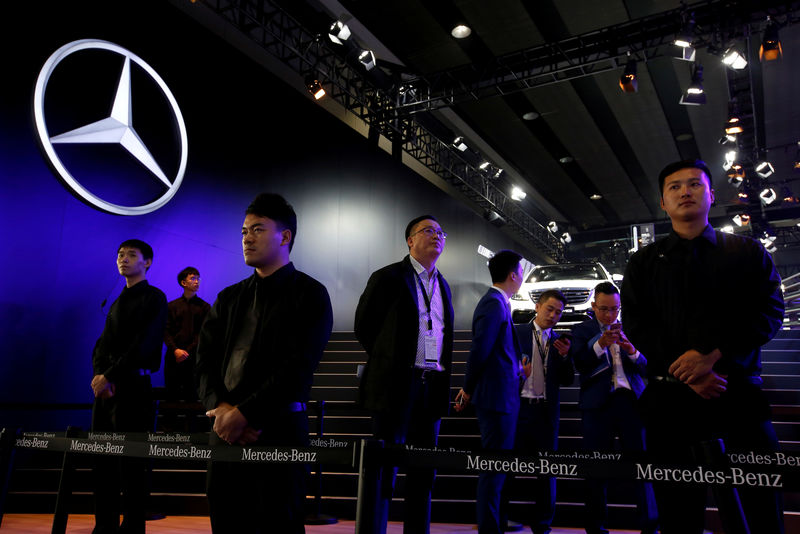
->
[33, 39, 188, 216]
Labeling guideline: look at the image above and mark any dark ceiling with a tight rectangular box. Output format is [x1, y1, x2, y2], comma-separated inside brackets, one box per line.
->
[178, 0, 800, 264]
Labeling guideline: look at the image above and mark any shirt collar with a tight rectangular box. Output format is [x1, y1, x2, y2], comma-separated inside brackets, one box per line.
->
[664, 224, 717, 252]
[409, 254, 437, 279]
[534, 321, 550, 338]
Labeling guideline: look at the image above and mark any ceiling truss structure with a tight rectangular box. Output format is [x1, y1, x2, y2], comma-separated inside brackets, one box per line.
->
[195, 0, 565, 260]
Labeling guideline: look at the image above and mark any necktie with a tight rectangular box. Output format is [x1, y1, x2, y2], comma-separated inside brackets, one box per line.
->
[532, 330, 547, 397]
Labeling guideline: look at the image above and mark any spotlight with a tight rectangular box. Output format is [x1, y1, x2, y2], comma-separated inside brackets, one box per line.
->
[738, 192, 749, 201]
[358, 49, 376, 70]
[756, 161, 775, 178]
[479, 161, 490, 170]
[494, 168, 504, 179]
[760, 234, 777, 253]
[722, 149, 737, 171]
[674, 12, 696, 48]
[305, 76, 325, 100]
[511, 186, 526, 201]
[679, 64, 705, 106]
[590, 193, 602, 200]
[722, 47, 748, 69]
[619, 54, 638, 93]
[452, 136, 468, 151]
[547, 221, 559, 233]
[727, 169, 744, 187]
[451, 24, 471, 39]
[782, 186, 798, 203]
[725, 117, 743, 135]
[328, 21, 351, 45]
[676, 47, 696, 62]
[760, 17, 782, 61]
[733, 213, 751, 227]
[718, 134, 737, 145]
[720, 225, 735, 234]
[794, 142, 800, 169]
[560, 232, 572, 244]
[760, 187, 777, 205]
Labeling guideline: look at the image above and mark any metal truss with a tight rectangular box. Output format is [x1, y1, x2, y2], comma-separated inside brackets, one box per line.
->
[396, 0, 800, 113]
[195, 0, 564, 260]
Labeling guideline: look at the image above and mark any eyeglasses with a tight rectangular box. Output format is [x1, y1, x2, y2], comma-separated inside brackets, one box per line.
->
[595, 306, 620, 313]
[411, 226, 448, 239]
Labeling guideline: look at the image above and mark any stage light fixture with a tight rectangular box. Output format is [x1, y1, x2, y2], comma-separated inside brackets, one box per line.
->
[305, 76, 325, 100]
[452, 136, 468, 151]
[760, 17, 783, 61]
[756, 161, 775, 178]
[560, 232, 572, 244]
[738, 192, 749, 201]
[760, 187, 777, 205]
[718, 134, 737, 145]
[722, 47, 748, 69]
[781, 186, 798, 203]
[722, 149, 737, 171]
[590, 194, 602, 200]
[733, 213, 750, 227]
[511, 186, 526, 201]
[451, 24, 471, 39]
[727, 170, 744, 187]
[494, 168, 504, 179]
[720, 225, 735, 234]
[725, 117, 743, 135]
[794, 142, 800, 169]
[674, 13, 696, 48]
[479, 161, 490, 170]
[328, 21, 351, 45]
[547, 221, 559, 233]
[760, 234, 778, 253]
[358, 49, 376, 70]
[679, 64, 705, 106]
[619, 55, 638, 93]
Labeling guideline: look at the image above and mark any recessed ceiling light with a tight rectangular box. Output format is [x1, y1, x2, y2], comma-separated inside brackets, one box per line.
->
[590, 194, 602, 200]
[451, 24, 471, 38]
[522, 111, 540, 121]
[559, 156, 574, 164]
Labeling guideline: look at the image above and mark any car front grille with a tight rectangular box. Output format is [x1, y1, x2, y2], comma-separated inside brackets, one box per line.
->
[529, 288, 591, 305]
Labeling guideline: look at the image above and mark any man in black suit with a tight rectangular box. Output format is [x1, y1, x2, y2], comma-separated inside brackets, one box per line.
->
[455, 250, 525, 534]
[570, 282, 656, 534]
[513, 289, 573, 534]
[196, 193, 333, 533]
[355, 215, 454, 534]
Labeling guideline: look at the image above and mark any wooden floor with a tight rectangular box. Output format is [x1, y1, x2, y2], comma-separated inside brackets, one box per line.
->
[0, 514, 649, 533]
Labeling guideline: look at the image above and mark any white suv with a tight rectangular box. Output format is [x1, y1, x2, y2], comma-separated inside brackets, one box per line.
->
[510, 262, 622, 325]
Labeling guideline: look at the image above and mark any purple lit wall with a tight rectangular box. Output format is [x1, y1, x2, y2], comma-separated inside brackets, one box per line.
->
[0, 1, 532, 423]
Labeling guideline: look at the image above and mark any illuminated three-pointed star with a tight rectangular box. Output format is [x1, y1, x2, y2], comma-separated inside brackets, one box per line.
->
[49, 56, 171, 188]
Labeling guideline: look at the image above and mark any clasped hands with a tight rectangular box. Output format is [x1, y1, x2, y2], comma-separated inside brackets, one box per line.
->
[669, 348, 726, 400]
[91, 374, 115, 399]
[598, 327, 635, 355]
[206, 402, 262, 445]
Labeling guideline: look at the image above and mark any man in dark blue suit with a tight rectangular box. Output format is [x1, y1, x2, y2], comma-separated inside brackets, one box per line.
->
[455, 250, 525, 534]
[570, 282, 657, 534]
[514, 289, 574, 534]
[356, 215, 454, 534]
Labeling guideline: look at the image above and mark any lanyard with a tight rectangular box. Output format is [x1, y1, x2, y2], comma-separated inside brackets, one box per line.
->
[415, 271, 437, 331]
[534, 329, 550, 365]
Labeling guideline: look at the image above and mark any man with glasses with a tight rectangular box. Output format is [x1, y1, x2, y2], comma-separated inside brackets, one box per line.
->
[356, 215, 454, 534]
[570, 282, 656, 534]
[164, 267, 210, 404]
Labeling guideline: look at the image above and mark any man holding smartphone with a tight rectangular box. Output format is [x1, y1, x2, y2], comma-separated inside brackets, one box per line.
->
[570, 282, 656, 534]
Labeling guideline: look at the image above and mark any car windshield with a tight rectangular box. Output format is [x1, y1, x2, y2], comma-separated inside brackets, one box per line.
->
[527, 264, 606, 282]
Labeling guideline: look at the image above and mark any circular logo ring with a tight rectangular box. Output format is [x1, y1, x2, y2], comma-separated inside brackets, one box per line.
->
[33, 39, 188, 216]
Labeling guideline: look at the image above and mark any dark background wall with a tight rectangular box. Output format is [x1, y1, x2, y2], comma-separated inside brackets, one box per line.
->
[0, 1, 531, 418]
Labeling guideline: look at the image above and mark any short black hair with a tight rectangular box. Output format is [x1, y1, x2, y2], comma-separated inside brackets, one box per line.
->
[488, 249, 522, 283]
[593, 281, 619, 297]
[405, 215, 438, 240]
[178, 266, 199, 285]
[246, 193, 297, 252]
[118, 239, 153, 262]
[658, 159, 713, 196]
[537, 289, 566, 306]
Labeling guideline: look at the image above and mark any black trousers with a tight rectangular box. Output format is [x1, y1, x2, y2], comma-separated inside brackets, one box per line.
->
[372, 372, 442, 534]
[91, 375, 153, 534]
[206, 411, 309, 534]
[641, 380, 784, 534]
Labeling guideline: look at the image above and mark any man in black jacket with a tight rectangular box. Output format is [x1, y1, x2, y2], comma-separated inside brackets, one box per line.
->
[196, 193, 333, 534]
[91, 238, 167, 534]
[622, 159, 785, 534]
[355, 215, 454, 534]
